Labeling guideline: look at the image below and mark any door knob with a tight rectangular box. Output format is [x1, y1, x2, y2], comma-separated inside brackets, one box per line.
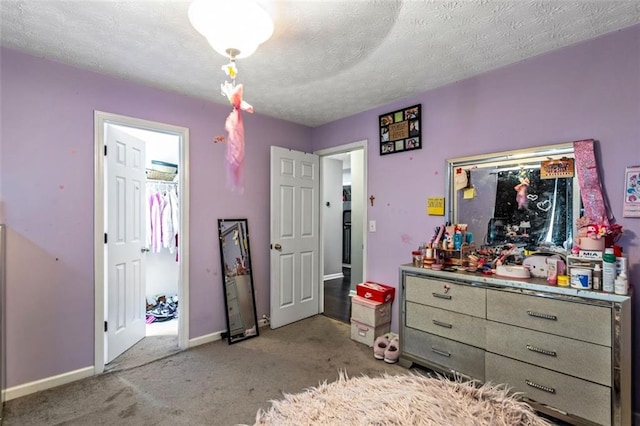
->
[274, 243, 282, 251]
[141, 247, 150, 253]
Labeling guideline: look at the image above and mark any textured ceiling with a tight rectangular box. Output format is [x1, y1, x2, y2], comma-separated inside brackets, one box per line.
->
[2, 1, 639, 127]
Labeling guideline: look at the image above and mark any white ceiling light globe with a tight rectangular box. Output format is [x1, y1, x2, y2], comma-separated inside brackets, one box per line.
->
[188, 0, 274, 59]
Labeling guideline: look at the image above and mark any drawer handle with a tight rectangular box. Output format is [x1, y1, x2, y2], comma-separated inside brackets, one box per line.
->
[431, 347, 451, 357]
[526, 310, 557, 321]
[525, 379, 556, 394]
[526, 345, 557, 357]
[432, 320, 452, 328]
[432, 292, 452, 300]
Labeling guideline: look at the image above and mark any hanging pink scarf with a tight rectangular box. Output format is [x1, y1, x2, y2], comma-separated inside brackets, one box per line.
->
[225, 84, 254, 191]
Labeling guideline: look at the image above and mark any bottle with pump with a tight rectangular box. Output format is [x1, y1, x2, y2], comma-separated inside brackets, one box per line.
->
[592, 264, 602, 291]
[602, 248, 617, 293]
[614, 271, 628, 295]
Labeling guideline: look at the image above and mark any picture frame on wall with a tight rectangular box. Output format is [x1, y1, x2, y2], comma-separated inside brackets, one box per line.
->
[623, 165, 640, 218]
[379, 104, 421, 156]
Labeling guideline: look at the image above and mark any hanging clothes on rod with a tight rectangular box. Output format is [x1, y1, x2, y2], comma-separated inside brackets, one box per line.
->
[146, 180, 179, 256]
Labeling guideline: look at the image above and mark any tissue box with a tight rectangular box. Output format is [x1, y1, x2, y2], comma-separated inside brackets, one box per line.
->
[356, 282, 395, 303]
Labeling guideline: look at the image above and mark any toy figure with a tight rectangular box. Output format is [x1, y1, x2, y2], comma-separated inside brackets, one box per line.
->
[514, 177, 530, 210]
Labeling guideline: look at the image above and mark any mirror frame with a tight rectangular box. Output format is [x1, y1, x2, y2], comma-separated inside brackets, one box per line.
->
[218, 218, 259, 344]
[446, 142, 581, 250]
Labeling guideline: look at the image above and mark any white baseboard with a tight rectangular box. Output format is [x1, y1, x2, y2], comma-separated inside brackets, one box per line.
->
[323, 272, 344, 281]
[3, 366, 94, 402]
[258, 318, 269, 328]
[188, 330, 224, 348]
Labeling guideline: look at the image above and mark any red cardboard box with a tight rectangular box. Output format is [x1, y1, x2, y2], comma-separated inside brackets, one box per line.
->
[356, 282, 395, 303]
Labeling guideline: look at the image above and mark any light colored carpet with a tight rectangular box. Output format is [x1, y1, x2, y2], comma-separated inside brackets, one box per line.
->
[253, 372, 553, 426]
[3, 315, 408, 426]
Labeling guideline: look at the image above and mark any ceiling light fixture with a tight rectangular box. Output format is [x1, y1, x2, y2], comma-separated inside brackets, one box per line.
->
[188, 0, 274, 192]
[188, 0, 274, 59]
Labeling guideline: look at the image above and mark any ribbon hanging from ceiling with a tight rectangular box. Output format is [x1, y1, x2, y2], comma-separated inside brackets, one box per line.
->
[221, 59, 254, 192]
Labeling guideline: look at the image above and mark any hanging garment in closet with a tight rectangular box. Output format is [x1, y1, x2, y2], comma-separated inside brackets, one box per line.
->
[147, 184, 179, 254]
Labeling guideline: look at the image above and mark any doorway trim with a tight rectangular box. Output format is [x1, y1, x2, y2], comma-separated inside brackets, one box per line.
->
[93, 111, 190, 374]
[315, 139, 368, 312]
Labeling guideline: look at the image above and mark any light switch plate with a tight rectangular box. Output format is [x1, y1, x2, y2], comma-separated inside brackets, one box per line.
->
[369, 220, 376, 232]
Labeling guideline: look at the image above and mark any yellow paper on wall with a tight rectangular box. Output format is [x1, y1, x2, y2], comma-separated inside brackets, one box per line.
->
[427, 197, 445, 215]
[463, 188, 475, 199]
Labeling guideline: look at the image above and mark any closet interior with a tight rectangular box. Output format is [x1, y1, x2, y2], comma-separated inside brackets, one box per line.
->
[145, 175, 180, 332]
[136, 132, 181, 337]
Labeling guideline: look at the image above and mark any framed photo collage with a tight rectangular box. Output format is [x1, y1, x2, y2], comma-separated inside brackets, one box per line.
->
[379, 104, 421, 156]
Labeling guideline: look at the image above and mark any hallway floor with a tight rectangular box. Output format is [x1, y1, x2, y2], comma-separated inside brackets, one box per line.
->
[323, 267, 351, 323]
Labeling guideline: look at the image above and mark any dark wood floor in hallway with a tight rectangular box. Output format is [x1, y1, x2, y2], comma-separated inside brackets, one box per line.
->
[323, 267, 351, 323]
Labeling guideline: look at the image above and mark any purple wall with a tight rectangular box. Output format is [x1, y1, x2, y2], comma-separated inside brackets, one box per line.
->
[312, 25, 640, 412]
[0, 48, 312, 387]
[1, 23, 639, 414]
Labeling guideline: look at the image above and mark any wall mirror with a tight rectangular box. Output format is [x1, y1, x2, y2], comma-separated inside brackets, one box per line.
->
[218, 219, 259, 344]
[446, 143, 581, 252]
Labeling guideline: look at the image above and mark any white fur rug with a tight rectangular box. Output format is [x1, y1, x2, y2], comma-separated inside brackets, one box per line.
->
[253, 372, 552, 425]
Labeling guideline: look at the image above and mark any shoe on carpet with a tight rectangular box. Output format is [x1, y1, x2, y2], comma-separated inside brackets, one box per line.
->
[373, 332, 394, 360]
[384, 337, 400, 364]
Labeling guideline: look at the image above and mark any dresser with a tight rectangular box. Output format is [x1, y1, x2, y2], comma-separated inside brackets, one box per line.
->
[399, 265, 632, 426]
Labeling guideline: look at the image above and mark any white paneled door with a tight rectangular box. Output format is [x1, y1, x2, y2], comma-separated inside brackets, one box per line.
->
[106, 126, 147, 362]
[270, 147, 320, 328]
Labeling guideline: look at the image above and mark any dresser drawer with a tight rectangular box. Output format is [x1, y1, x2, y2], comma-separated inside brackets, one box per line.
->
[487, 290, 611, 346]
[405, 275, 486, 318]
[403, 326, 485, 380]
[486, 353, 611, 426]
[406, 302, 485, 348]
[486, 321, 611, 386]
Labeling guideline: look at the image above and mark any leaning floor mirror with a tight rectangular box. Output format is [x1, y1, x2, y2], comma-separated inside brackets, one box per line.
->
[218, 219, 259, 344]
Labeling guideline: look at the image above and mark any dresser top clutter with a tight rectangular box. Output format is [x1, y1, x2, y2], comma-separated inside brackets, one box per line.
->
[402, 263, 630, 303]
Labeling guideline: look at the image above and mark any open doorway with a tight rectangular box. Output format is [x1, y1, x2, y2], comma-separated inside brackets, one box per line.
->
[317, 141, 367, 323]
[93, 111, 190, 374]
[114, 126, 180, 337]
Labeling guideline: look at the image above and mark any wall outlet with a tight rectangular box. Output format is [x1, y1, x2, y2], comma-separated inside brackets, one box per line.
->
[259, 314, 270, 327]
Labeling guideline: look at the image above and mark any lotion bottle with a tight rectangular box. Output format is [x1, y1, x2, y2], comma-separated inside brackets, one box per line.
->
[602, 248, 617, 293]
[614, 272, 628, 295]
